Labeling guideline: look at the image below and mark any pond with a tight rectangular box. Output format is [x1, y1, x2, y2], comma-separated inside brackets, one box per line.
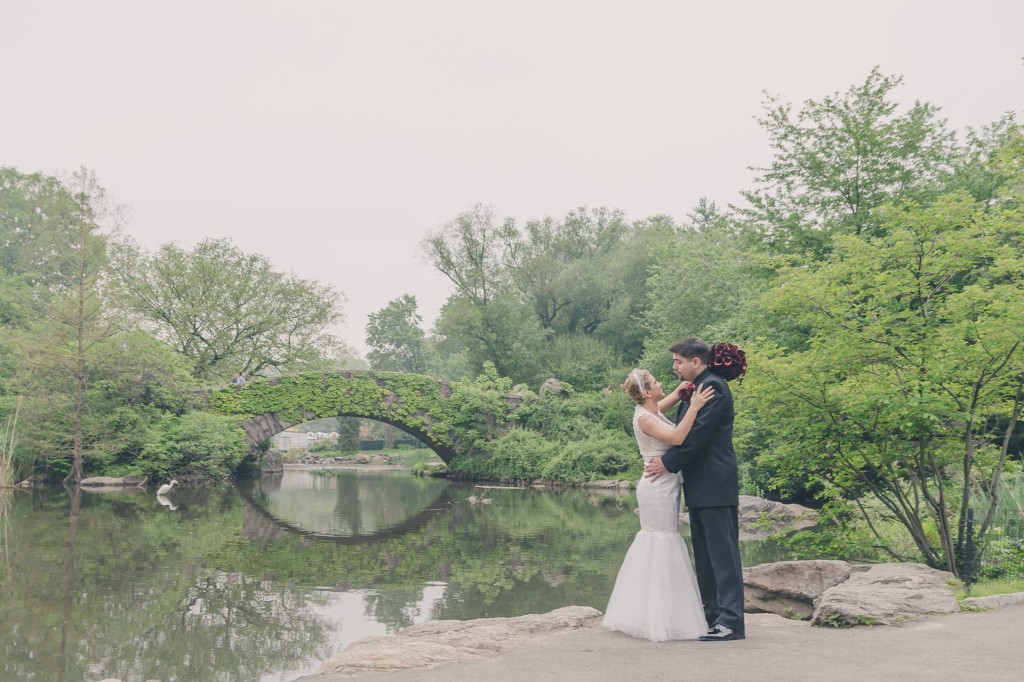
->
[0, 468, 796, 682]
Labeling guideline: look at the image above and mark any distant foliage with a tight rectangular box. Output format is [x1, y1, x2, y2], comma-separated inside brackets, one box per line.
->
[139, 412, 246, 481]
[539, 430, 638, 484]
[449, 428, 557, 482]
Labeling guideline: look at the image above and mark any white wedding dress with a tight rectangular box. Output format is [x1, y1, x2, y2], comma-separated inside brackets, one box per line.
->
[602, 406, 708, 641]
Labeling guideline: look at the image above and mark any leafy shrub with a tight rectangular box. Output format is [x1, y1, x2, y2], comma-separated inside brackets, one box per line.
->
[446, 362, 518, 453]
[515, 390, 633, 442]
[139, 412, 247, 481]
[536, 334, 624, 392]
[476, 428, 558, 481]
[540, 429, 637, 484]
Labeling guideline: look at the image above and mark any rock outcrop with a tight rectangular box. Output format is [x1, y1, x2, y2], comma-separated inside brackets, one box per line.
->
[294, 453, 392, 466]
[810, 562, 959, 626]
[744, 560, 852, 619]
[315, 606, 602, 676]
[258, 450, 284, 473]
[80, 475, 145, 487]
[680, 495, 819, 540]
[744, 560, 960, 626]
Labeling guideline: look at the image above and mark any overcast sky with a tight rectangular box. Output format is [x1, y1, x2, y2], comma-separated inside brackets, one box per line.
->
[3, 1, 1021, 354]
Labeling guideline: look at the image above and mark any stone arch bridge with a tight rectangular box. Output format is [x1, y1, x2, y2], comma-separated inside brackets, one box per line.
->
[208, 370, 521, 464]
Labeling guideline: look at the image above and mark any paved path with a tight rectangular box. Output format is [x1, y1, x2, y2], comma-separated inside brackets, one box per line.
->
[303, 606, 1022, 682]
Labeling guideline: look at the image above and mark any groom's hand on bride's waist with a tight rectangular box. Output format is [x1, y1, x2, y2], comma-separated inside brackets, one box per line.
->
[644, 457, 667, 480]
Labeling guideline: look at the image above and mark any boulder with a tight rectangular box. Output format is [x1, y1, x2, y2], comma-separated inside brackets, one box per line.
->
[80, 476, 144, 487]
[744, 560, 852, 619]
[811, 562, 958, 626]
[737, 495, 819, 540]
[962, 592, 1024, 610]
[680, 495, 819, 540]
[317, 606, 601, 676]
[259, 450, 284, 474]
[539, 378, 567, 396]
[583, 480, 622, 489]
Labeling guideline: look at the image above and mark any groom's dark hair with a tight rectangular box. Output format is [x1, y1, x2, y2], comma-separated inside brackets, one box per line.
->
[670, 337, 710, 364]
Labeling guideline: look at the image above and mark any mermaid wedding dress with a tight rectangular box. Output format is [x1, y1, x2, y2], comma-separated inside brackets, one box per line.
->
[602, 405, 708, 641]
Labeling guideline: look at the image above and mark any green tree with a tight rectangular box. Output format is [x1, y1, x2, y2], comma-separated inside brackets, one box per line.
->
[3, 169, 125, 483]
[502, 207, 629, 333]
[336, 416, 360, 453]
[421, 204, 509, 306]
[139, 411, 247, 481]
[365, 294, 430, 372]
[747, 147, 1024, 576]
[424, 206, 650, 386]
[111, 238, 345, 381]
[641, 203, 771, 372]
[740, 68, 956, 258]
[432, 293, 546, 385]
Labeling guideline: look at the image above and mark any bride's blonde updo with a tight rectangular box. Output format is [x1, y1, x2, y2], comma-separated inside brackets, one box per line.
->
[622, 368, 652, 405]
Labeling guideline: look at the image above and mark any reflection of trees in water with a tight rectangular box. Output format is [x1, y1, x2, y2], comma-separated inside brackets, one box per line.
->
[3, 478, 801, 679]
[219, 485, 644, 631]
[241, 470, 450, 540]
[130, 572, 334, 682]
[0, 487, 334, 682]
[363, 586, 434, 631]
[0, 490, 11, 585]
[335, 469, 364, 535]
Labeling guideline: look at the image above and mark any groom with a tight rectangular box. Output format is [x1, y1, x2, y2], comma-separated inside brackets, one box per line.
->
[644, 337, 745, 641]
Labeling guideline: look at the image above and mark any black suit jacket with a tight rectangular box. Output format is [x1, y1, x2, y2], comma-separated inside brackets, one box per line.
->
[661, 368, 738, 508]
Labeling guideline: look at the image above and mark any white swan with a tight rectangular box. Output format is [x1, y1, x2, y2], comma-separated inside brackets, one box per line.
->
[157, 479, 179, 496]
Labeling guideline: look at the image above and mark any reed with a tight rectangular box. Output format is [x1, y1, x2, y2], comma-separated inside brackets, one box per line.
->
[0, 397, 22, 489]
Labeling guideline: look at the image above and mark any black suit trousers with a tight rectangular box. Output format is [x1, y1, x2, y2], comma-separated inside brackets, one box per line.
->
[689, 505, 745, 635]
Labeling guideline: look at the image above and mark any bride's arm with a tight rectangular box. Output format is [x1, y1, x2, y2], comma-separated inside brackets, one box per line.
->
[638, 384, 715, 445]
[657, 381, 691, 413]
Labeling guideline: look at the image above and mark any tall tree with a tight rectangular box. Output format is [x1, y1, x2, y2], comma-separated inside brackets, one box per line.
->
[421, 204, 509, 306]
[422, 205, 545, 383]
[365, 295, 429, 373]
[747, 133, 1024, 575]
[2, 169, 125, 483]
[740, 68, 956, 258]
[642, 204, 771, 370]
[111, 238, 344, 381]
[502, 207, 629, 334]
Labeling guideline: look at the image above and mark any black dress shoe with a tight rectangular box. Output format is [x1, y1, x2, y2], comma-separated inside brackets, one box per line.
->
[700, 624, 741, 641]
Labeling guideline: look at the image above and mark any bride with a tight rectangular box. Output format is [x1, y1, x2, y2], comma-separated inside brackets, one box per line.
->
[603, 368, 713, 641]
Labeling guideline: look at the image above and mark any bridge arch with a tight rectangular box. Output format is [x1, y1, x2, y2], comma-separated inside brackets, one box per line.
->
[209, 371, 467, 463]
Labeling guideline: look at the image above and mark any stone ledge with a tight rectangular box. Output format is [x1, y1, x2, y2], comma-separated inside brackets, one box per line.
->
[315, 605, 602, 677]
[962, 591, 1024, 610]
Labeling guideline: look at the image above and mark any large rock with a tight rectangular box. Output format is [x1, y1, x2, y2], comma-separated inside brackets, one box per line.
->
[737, 495, 819, 540]
[744, 560, 852, 619]
[80, 475, 144, 487]
[539, 378, 567, 396]
[680, 495, 819, 540]
[962, 592, 1024, 610]
[316, 606, 601, 676]
[811, 563, 958, 626]
[259, 450, 284, 473]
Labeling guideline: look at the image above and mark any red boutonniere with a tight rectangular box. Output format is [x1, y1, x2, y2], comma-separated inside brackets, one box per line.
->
[678, 381, 696, 402]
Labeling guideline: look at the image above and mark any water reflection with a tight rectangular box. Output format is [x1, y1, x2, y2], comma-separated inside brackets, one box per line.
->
[238, 470, 451, 543]
[0, 470, 799, 682]
[156, 493, 177, 510]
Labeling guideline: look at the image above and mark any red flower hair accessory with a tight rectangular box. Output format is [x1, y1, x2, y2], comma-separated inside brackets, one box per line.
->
[708, 343, 747, 381]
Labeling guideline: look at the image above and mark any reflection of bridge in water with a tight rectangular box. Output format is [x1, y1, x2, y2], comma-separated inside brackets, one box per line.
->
[237, 474, 453, 545]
